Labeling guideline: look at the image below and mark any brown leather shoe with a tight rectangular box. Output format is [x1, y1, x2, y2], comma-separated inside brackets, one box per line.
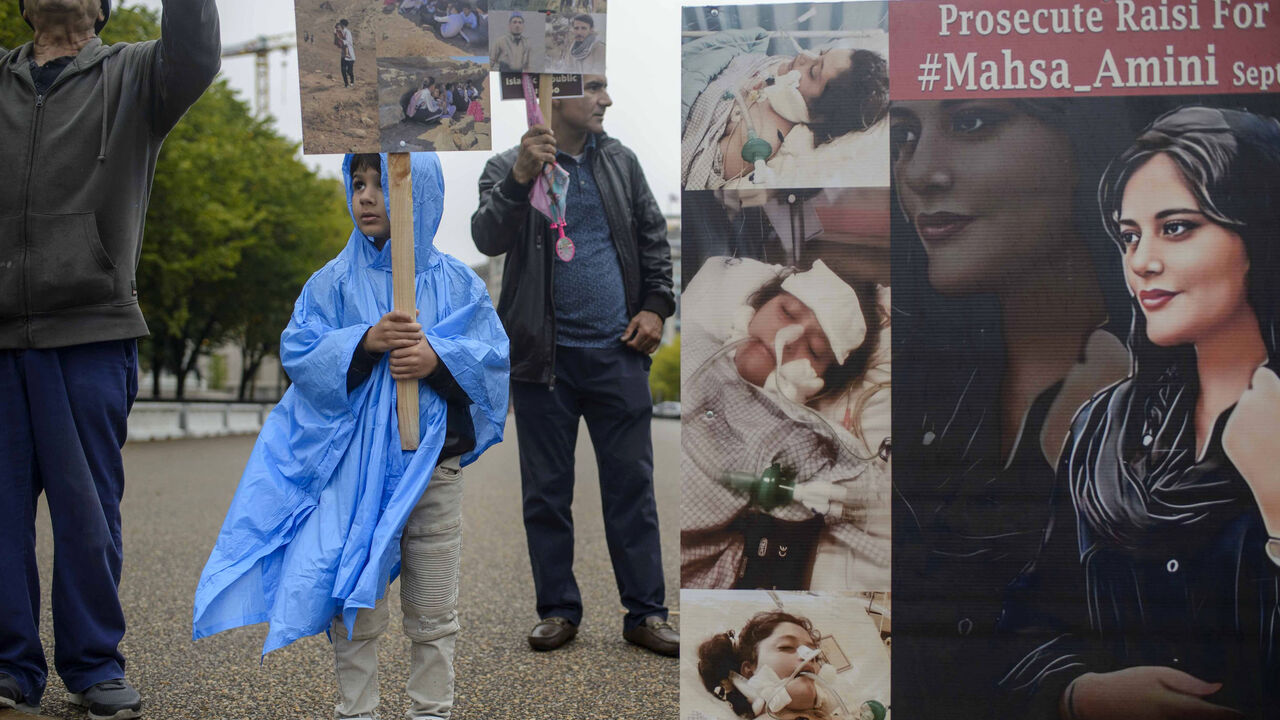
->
[623, 615, 679, 657]
[528, 616, 578, 651]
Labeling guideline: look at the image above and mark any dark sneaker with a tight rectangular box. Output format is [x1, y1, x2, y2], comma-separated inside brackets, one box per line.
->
[623, 615, 679, 657]
[527, 616, 578, 651]
[0, 672, 41, 714]
[68, 678, 141, 720]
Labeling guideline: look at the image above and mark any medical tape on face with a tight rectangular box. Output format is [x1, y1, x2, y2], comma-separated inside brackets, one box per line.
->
[766, 324, 823, 404]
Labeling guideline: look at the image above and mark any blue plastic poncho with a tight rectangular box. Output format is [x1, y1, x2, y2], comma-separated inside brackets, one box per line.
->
[192, 153, 509, 654]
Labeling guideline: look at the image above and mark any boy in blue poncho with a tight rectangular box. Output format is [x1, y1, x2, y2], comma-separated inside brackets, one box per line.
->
[192, 153, 509, 720]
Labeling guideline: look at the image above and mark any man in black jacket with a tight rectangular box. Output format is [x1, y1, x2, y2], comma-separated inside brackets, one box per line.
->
[471, 74, 679, 657]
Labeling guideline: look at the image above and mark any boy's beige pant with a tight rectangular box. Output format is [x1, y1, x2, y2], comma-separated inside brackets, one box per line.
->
[331, 457, 464, 720]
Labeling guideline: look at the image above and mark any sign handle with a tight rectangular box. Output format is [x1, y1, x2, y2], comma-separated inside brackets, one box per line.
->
[388, 152, 419, 451]
[539, 73, 553, 128]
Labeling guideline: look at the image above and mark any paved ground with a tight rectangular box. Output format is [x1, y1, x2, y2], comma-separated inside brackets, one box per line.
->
[20, 416, 681, 720]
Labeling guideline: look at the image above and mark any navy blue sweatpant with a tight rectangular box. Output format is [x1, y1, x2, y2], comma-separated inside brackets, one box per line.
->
[512, 344, 667, 632]
[0, 340, 137, 704]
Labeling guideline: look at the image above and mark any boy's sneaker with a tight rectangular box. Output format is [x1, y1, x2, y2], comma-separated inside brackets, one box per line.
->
[67, 678, 142, 720]
[0, 672, 41, 714]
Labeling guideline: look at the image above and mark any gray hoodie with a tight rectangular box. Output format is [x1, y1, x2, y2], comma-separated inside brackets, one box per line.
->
[0, 0, 221, 349]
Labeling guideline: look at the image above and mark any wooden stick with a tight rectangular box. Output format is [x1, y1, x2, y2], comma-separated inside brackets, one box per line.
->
[538, 73, 553, 127]
[387, 152, 419, 452]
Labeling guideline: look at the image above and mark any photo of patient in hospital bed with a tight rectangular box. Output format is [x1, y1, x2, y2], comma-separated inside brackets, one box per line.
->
[681, 2, 889, 191]
[680, 591, 891, 720]
[680, 187, 890, 593]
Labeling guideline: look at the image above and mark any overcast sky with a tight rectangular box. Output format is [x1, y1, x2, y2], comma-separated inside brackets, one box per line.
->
[127, 0, 789, 265]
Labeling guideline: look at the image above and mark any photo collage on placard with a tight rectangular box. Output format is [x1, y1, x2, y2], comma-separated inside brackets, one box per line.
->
[488, 0, 609, 75]
[679, 3, 892, 719]
[293, 0, 492, 153]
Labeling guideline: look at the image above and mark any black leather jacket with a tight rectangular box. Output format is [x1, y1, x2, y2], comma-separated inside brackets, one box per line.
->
[471, 133, 675, 385]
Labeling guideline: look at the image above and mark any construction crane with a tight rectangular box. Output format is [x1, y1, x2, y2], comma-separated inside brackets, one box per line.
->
[221, 32, 296, 117]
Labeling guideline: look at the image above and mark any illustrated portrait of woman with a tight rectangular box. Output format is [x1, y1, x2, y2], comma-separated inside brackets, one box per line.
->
[1003, 104, 1280, 719]
[888, 97, 1144, 718]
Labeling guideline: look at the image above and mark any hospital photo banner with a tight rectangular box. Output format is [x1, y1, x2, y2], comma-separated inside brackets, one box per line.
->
[678, 1, 1280, 719]
[678, 5, 893, 720]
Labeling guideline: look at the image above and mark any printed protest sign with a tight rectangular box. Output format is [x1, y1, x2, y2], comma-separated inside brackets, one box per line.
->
[292, 0, 492, 153]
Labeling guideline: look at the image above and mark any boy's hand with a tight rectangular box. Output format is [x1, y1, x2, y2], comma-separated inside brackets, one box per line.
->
[390, 337, 440, 380]
[364, 310, 422, 353]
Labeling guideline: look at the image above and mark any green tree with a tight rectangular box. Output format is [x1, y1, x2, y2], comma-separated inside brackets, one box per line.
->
[223, 156, 350, 400]
[649, 333, 680, 402]
[141, 84, 349, 398]
[2, 1, 159, 49]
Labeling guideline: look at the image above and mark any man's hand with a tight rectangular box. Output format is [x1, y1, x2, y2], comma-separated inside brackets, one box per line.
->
[1223, 366, 1280, 537]
[363, 310, 422, 353]
[1065, 667, 1244, 720]
[512, 124, 557, 185]
[621, 310, 663, 354]
[389, 336, 440, 381]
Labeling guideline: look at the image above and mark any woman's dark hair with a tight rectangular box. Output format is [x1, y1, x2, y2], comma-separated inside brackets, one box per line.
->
[349, 153, 382, 177]
[697, 611, 819, 718]
[747, 270, 881, 401]
[808, 49, 888, 147]
[1094, 106, 1280, 477]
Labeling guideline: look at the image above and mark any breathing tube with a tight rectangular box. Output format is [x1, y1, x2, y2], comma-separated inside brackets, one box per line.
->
[720, 463, 875, 524]
[724, 88, 777, 185]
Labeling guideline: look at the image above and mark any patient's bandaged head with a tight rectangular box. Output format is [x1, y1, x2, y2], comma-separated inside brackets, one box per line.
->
[780, 260, 866, 365]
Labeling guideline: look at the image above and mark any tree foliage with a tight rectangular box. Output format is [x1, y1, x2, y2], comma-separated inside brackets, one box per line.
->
[649, 333, 680, 402]
[4, 3, 350, 399]
[1, 1, 160, 49]
[141, 84, 349, 398]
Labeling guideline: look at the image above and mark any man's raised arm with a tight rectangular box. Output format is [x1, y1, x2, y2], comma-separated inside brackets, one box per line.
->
[151, 0, 221, 134]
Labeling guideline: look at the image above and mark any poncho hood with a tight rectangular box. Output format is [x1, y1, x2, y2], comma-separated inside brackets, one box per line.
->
[342, 153, 444, 272]
[193, 152, 509, 654]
